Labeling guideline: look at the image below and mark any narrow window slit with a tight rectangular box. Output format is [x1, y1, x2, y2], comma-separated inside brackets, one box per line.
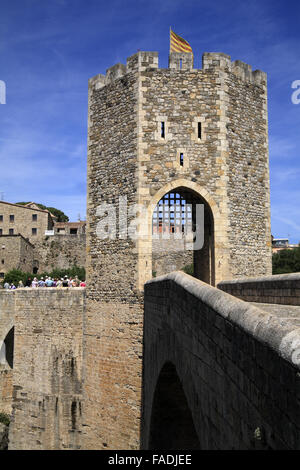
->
[161, 122, 165, 139]
[198, 122, 202, 139]
[180, 153, 184, 166]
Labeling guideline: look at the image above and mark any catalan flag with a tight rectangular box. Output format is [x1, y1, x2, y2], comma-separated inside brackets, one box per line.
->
[170, 29, 193, 54]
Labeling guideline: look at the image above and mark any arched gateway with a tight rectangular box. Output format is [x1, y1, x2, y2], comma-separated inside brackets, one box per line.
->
[147, 180, 219, 286]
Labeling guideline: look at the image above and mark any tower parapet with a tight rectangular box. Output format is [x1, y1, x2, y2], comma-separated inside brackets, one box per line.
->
[202, 52, 231, 70]
[89, 51, 266, 89]
[127, 51, 158, 73]
[202, 52, 266, 85]
[106, 63, 127, 82]
[169, 51, 194, 70]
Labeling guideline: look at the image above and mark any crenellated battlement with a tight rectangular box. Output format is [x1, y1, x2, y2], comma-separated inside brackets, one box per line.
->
[89, 50, 266, 90]
[200, 52, 266, 85]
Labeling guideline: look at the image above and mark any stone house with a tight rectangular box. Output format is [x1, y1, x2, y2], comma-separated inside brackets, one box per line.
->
[0, 202, 86, 274]
[0, 235, 34, 280]
[0, 201, 55, 244]
[54, 221, 86, 236]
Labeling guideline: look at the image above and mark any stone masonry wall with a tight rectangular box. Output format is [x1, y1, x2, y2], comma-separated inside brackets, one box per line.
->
[0, 290, 15, 349]
[152, 238, 193, 277]
[19, 236, 35, 274]
[84, 61, 144, 450]
[143, 272, 300, 449]
[0, 291, 15, 415]
[0, 369, 13, 414]
[218, 273, 300, 305]
[225, 60, 272, 277]
[8, 288, 85, 450]
[34, 234, 86, 273]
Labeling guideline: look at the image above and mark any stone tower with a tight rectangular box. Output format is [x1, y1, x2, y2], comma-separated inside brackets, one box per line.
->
[83, 50, 272, 449]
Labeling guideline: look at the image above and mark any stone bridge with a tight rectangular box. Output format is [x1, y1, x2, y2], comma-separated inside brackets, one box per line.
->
[142, 272, 300, 450]
[0, 274, 299, 449]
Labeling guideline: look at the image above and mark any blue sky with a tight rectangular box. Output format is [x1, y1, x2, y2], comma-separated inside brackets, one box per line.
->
[0, 0, 299, 242]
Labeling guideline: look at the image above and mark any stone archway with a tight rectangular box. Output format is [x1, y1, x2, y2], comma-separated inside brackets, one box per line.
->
[151, 187, 215, 284]
[148, 362, 200, 449]
[137, 179, 227, 289]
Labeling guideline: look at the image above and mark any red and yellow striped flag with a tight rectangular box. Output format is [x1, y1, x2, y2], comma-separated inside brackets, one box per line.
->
[170, 29, 193, 54]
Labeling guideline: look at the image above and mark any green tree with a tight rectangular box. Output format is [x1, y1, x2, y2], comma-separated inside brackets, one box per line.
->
[272, 245, 300, 274]
[41, 266, 86, 280]
[45, 207, 69, 222]
[3, 266, 86, 286]
[3, 269, 30, 286]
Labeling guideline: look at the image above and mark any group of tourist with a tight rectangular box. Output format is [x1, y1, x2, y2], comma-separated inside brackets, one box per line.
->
[3, 275, 86, 290]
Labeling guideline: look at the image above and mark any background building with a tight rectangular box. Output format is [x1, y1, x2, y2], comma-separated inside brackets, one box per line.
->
[0, 201, 86, 275]
[0, 201, 55, 244]
[272, 237, 299, 253]
[0, 235, 34, 280]
[54, 221, 86, 235]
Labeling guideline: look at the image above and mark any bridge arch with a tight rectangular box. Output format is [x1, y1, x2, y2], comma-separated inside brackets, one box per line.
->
[0, 326, 14, 369]
[0, 318, 14, 344]
[148, 361, 200, 449]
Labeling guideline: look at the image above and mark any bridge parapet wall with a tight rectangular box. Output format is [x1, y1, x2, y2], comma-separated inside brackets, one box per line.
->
[143, 271, 300, 449]
[218, 273, 300, 305]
